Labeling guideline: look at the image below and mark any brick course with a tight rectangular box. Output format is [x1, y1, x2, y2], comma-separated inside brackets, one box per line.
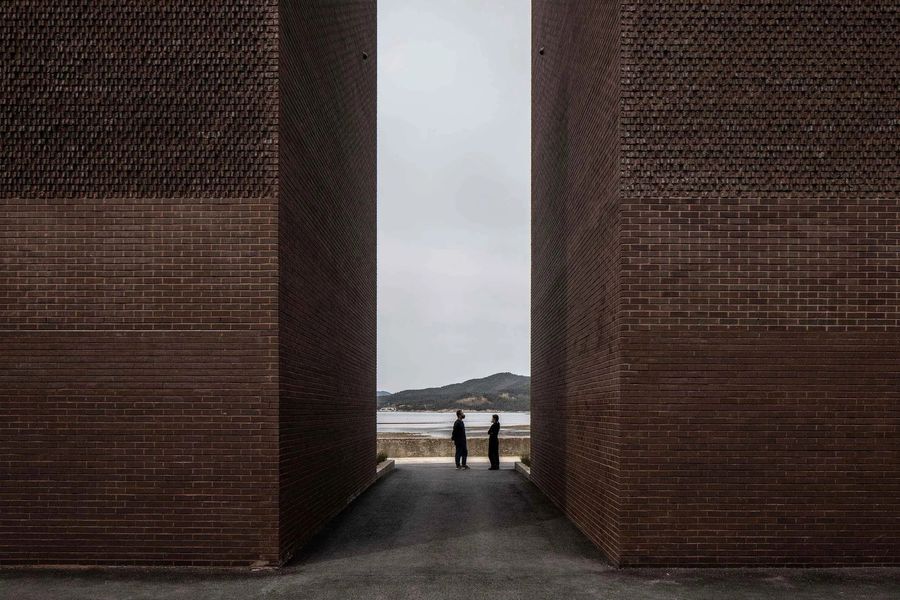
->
[532, 0, 899, 566]
[0, 1, 375, 567]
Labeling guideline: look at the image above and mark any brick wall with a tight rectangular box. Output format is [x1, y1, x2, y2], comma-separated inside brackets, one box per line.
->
[0, 1, 279, 198]
[277, 0, 376, 564]
[531, 1, 624, 563]
[532, 0, 900, 566]
[0, 1, 375, 567]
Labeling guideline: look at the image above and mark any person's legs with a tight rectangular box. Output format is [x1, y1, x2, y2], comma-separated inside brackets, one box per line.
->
[460, 444, 468, 468]
[489, 438, 499, 469]
[455, 444, 461, 468]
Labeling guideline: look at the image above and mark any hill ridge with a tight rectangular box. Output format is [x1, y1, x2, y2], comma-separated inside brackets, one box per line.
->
[378, 372, 530, 411]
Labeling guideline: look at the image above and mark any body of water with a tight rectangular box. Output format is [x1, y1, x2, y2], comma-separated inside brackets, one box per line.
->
[377, 411, 530, 438]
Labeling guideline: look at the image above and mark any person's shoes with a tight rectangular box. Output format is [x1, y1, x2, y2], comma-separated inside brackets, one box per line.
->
[456, 466, 461, 470]
[488, 467, 499, 470]
[462, 465, 470, 470]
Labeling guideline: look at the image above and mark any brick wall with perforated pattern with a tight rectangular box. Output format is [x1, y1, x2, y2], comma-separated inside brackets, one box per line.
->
[532, 0, 899, 566]
[0, 1, 375, 567]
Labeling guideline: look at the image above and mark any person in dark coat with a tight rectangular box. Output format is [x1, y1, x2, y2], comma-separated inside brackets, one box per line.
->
[451, 409, 469, 469]
[487, 414, 500, 470]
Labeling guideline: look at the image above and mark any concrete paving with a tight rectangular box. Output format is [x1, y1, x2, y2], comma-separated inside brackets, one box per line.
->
[2, 462, 899, 599]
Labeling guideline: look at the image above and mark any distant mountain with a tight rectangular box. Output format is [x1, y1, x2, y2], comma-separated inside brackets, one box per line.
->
[378, 372, 529, 411]
[377, 390, 392, 397]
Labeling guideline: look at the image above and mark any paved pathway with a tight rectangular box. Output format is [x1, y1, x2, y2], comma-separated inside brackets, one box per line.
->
[2, 462, 899, 599]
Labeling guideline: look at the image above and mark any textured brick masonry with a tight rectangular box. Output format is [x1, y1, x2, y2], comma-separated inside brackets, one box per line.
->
[1, 1, 375, 567]
[1, 0, 897, 569]
[532, 0, 899, 566]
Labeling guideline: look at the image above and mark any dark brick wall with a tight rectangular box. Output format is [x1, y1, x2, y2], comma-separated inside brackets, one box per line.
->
[533, 0, 900, 566]
[617, 0, 900, 566]
[620, 1, 899, 198]
[0, 331, 280, 566]
[277, 0, 376, 564]
[0, 202, 280, 567]
[531, 1, 624, 563]
[0, 0, 280, 566]
[0, 1, 279, 197]
[620, 331, 899, 566]
[1, 0, 375, 567]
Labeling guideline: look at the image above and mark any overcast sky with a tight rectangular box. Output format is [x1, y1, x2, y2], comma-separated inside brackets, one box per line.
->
[377, 0, 531, 393]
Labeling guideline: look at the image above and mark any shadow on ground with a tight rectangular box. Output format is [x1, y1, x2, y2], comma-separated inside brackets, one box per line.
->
[2, 463, 899, 600]
[290, 462, 600, 567]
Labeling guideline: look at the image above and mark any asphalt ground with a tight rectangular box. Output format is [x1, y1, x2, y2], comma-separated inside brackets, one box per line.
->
[2, 462, 899, 600]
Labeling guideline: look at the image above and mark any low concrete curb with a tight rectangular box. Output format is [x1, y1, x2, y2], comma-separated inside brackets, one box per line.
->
[378, 436, 530, 459]
[375, 459, 395, 482]
[393, 456, 520, 464]
[514, 462, 531, 478]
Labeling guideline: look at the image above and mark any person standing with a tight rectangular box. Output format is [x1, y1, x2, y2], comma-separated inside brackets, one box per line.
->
[487, 414, 500, 470]
[451, 409, 469, 470]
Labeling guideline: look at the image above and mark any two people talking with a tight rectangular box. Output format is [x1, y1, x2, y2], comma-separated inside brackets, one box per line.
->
[450, 409, 501, 470]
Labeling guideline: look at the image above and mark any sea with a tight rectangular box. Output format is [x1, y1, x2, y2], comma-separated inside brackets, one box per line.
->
[377, 411, 530, 438]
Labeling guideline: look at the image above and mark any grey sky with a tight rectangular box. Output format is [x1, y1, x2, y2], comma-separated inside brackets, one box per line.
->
[377, 0, 531, 392]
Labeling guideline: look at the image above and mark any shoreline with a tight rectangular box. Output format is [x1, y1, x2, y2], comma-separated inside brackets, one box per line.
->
[377, 409, 531, 413]
[377, 410, 531, 439]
